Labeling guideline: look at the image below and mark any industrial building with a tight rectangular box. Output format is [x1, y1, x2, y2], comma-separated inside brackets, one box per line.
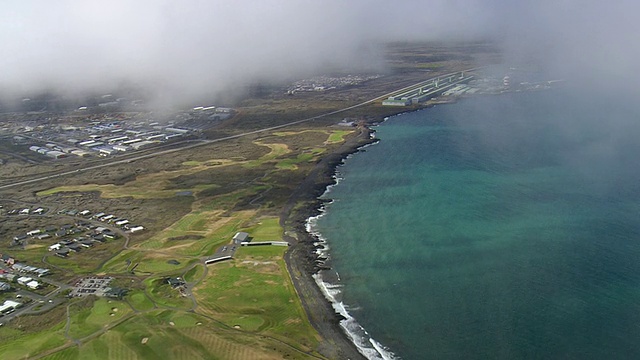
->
[382, 71, 474, 106]
[122, 138, 142, 145]
[112, 145, 130, 152]
[97, 147, 116, 156]
[130, 140, 156, 150]
[46, 150, 66, 159]
[71, 149, 91, 157]
[165, 127, 189, 134]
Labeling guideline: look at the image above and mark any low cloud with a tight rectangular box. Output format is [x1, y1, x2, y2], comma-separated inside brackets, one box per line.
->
[1, 1, 639, 107]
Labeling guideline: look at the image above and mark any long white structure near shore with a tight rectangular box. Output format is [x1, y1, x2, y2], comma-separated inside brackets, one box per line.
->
[382, 71, 474, 106]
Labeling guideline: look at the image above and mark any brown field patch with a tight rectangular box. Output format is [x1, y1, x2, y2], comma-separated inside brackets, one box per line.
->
[167, 235, 204, 241]
[238, 260, 281, 275]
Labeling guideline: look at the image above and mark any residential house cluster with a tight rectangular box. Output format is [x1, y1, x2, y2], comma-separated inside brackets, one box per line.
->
[0, 255, 48, 290]
[49, 226, 118, 258]
[5, 207, 47, 216]
[17, 276, 41, 290]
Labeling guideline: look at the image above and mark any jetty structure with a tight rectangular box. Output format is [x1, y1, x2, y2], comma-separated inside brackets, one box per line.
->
[382, 71, 474, 106]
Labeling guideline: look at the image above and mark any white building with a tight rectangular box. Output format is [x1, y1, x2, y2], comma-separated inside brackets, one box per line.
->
[112, 145, 130, 152]
[49, 243, 62, 251]
[130, 141, 156, 150]
[0, 300, 21, 314]
[129, 226, 145, 233]
[17, 276, 33, 286]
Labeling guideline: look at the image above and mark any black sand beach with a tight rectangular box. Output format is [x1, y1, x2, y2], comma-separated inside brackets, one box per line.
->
[280, 124, 377, 359]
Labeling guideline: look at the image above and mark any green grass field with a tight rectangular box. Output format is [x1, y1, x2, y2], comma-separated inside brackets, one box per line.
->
[276, 148, 325, 170]
[144, 278, 193, 309]
[68, 298, 132, 339]
[0, 323, 67, 359]
[40, 309, 318, 360]
[183, 264, 205, 283]
[194, 245, 319, 351]
[325, 130, 353, 144]
[128, 291, 156, 312]
[101, 250, 195, 276]
[242, 217, 282, 241]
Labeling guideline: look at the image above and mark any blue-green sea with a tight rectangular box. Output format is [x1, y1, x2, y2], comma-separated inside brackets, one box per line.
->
[310, 88, 640, 359]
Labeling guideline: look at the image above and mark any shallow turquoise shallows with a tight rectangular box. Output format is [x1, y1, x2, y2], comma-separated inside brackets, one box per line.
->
[314, 88, 640, 360]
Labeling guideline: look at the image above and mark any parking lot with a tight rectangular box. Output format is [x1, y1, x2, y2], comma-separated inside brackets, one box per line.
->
[70, 276, 113, 297]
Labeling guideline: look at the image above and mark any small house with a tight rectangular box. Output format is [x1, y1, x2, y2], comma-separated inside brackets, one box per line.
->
[27, 229, 41, 236]
[35, 268, 50, 277]
[165, 277, 185, 288]
[129, 226, 145, 233]
[56, 248, 70, 258]
[13, 235, 27, 242]
[48, 243, 62, 252]
[233, 232, 249, 243]
[0, 273, 16, 282]
[91, 234, 106, 242]
[68, 244, 82, 252]
[80, 240, 94, 248]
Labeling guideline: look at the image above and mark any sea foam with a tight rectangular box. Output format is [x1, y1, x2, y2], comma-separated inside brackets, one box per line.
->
[311, 270, 398, 360]
[307, 197, 398, 360]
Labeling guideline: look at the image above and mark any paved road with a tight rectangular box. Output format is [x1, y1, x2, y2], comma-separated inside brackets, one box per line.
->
[0, 69, 478, 192]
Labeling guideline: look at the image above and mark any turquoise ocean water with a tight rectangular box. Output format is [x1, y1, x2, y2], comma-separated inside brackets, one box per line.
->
[310, 88, 640, 359]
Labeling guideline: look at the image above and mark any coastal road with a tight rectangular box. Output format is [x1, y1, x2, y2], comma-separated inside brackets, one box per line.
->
[0, 68, 479, 191]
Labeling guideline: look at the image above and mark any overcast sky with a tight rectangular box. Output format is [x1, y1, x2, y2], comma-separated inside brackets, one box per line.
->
[1, 1, 638, 106]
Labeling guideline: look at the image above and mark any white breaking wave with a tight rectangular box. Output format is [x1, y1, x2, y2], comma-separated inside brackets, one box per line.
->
[304, 137, 397, 359]
[312, 271, 399, 360]
[306, 211, 331, 257]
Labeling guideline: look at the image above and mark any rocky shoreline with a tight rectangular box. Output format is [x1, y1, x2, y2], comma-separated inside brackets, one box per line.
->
[281, 124, 379, 359]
